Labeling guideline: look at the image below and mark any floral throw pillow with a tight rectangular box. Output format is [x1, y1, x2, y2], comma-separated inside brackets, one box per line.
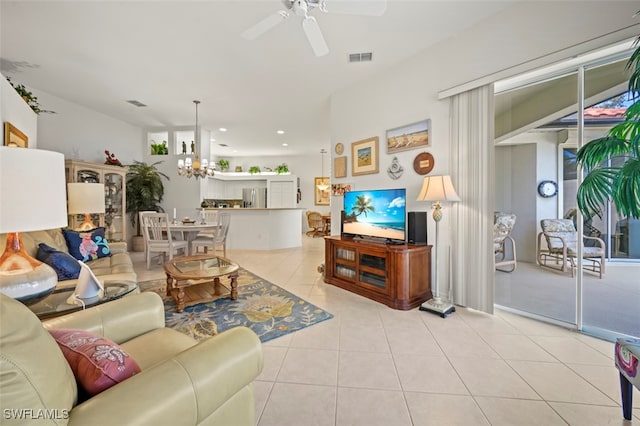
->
[62, 227, 111, 262]
[49, 329, 141, 396]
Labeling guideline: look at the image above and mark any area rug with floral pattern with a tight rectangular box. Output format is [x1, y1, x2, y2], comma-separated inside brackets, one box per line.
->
[138, 268, 333, 343]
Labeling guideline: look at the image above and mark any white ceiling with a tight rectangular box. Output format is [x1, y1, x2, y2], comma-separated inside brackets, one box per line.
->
[1, 1, 516, 156]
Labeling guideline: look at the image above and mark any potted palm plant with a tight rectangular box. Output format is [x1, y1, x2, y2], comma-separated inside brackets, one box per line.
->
[126, 161, 170, 251]
[576, 35, 640, 221]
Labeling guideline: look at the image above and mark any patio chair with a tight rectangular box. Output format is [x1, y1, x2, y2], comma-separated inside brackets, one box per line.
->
[537, 218, 605, 278]
[494, 212, 517, 272]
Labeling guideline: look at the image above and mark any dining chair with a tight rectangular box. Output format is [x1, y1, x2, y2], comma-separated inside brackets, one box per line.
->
[141, 212, 188, 269]
[306, 211, 324, 237]
[192, 213, 230, 257]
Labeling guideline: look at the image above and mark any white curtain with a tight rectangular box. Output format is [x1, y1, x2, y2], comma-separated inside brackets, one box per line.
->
[449, 84, 495, 314]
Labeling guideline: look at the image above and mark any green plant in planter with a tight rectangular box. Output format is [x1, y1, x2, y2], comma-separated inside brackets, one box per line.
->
[126, 161, 169, 236]
[576, 33, 640, 220]
[150, 140, 168, 155]
[275, 163, 289, 174]
[6, 77, 41, 114]
[249, 166, 261, 174]
[217, 159, 230, 171]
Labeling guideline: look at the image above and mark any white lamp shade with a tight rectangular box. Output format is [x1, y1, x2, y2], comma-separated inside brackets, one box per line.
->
[416, 175, 461, 202]
[67, 183, 106, 214]
[0, 147, 68, 233]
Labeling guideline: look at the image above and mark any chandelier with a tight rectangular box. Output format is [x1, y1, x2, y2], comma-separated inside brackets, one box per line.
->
[317, 148, 329, 191]
[177, 100, 215, 179]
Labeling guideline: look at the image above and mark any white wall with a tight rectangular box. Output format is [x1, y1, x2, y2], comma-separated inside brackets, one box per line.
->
[1, 73, 38, 148]
[31, 88, 143, 164]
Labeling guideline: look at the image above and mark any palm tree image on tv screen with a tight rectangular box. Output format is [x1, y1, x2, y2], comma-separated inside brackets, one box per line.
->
[342, 188, 406, 242]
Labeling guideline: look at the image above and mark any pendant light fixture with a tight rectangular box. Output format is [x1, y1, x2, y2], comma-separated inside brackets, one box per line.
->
[317, 148, 329, 191]
[177, 100, 215, 179]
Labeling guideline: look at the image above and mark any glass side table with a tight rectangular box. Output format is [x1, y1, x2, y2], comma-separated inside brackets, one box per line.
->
[29, 280, 138, 319]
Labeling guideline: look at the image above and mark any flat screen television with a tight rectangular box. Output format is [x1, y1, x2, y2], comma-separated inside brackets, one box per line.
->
[342, 188, 406, 243]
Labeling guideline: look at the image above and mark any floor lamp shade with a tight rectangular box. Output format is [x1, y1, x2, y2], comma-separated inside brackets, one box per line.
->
[416, 175, 460, 318]
[67, 183, 105, 230]
[0, 147, 68, 302]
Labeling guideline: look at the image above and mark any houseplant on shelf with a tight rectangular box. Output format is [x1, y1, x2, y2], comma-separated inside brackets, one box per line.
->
[126, 161, 169, 251]
[275, 163, 289, 174]
[217, 159, 230, 172]
[249, 166, 261, 174]
[6, 77, 42, 114]
[576, 34, 640, 221]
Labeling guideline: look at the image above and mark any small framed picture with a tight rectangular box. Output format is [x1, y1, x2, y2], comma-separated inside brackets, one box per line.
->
[386, 119, 430, 154]
[4, 122, 28, 148]
[351, 137, 379, 176]
[334, 156, 347, 178]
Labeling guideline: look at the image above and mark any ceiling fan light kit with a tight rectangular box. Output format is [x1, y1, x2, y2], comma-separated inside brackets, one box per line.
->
[242, 0, 387, 57]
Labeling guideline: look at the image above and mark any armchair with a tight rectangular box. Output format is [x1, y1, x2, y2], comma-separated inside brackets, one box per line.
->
[537, 218, 605, 278]
[0, 292, 263, 426]
[494, 212, 517, 272]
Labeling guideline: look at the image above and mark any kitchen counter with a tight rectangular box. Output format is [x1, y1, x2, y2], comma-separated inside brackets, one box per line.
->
[204, 207, 303, 250]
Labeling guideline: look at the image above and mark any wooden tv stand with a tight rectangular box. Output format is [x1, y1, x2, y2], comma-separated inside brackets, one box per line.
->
[324, 236, 432, 310]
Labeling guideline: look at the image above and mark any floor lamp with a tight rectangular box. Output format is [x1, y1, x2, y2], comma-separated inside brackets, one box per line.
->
[417, 175, 460, 318]
[0, 147, 68, 303]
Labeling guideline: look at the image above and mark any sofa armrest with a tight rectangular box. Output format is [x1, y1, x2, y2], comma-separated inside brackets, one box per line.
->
[43, 292, 164, 344]
[109, 241, 128, 253]
[67, 326, 263, 426]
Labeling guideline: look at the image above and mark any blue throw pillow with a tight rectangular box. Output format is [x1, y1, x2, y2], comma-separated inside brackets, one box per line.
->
[62, 227, 111, 262]
[36, 243, 82, 280]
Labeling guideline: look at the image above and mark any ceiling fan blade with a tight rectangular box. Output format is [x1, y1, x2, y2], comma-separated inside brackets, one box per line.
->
[319, 0, 387, 16]
[302, 16, 329, 57]
[241, 10, 290, 40]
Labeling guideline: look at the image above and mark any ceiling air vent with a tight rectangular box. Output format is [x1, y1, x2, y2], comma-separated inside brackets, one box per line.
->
[348, 52, 373, 63]
[218, 143, 229, 147]
[126, 100, 147, 107]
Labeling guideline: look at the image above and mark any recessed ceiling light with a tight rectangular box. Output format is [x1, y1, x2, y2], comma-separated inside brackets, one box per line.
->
[233, 150, 238, 153]
[282, 143, 288, 147]
[210, 138, 216, 142]
[277, 130, 285, 134]
[219, 127, 227, 132]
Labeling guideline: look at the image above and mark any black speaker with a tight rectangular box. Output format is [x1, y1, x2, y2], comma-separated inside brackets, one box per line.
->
[407, 211, 427, 245]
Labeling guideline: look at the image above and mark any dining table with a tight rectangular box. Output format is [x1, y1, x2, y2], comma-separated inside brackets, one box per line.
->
[168, 222, 219, 256]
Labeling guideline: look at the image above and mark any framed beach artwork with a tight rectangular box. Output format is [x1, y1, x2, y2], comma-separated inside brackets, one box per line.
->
[386, 119, 430, 154]
[351, 137, 379, 176]
[4, 122, 28, 148]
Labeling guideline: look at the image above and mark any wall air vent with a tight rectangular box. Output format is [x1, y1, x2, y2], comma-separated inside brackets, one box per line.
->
[126, 100, 147, 107]
[348, 52, 373, 63]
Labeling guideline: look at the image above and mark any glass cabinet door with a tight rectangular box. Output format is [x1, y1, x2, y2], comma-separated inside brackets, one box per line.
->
[104, 172, 124, 241]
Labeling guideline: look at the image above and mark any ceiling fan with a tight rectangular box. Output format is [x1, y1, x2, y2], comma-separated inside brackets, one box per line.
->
[241, 0, 387, 57]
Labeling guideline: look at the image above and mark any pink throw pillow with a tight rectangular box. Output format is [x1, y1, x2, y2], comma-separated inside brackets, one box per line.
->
[49, 329, 141, 396]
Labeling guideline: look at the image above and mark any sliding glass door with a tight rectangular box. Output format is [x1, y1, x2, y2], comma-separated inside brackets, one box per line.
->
[494, 45, 640, 340]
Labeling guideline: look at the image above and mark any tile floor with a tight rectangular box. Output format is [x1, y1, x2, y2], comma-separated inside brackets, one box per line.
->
[132, 237, 639, 426]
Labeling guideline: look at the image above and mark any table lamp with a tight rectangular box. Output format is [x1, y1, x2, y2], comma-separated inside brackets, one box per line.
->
[67, 182, 105, 231]
[0, 147, 68, 303]
[416, 175, 460, 318]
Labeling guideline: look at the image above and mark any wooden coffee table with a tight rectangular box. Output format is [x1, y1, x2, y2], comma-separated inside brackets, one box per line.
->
[164, 255, 240, 313]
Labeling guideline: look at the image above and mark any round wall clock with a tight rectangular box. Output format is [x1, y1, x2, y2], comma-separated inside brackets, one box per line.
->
[537, 180, 558, 198]
[335, 143, 344, 155]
